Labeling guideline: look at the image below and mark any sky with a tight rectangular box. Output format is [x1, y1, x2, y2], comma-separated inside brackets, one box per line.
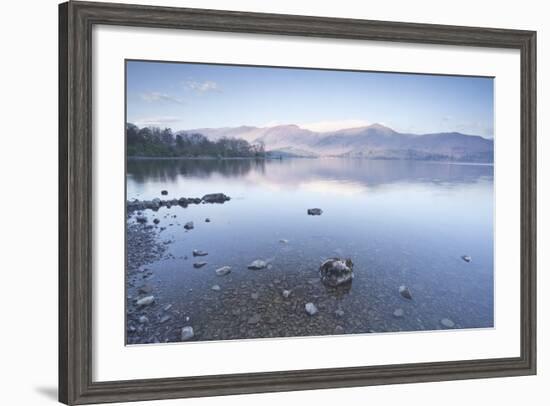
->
[126, 60, 494, 138]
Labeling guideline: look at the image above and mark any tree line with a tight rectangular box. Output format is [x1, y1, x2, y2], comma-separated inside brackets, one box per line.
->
[126, 123, 266, 158]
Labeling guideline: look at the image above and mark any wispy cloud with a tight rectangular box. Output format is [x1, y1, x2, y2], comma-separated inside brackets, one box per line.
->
[299, 119, 371, 132]
[140, 92, 184, 104]
[134, 116, 181, 127]
[184, 80, 221, 93]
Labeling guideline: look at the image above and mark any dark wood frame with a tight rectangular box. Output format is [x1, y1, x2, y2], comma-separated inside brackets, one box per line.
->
[59, 1, 537, 404]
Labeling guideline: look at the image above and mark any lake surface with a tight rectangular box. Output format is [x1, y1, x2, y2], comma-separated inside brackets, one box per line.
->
[125, 158, 494, 344]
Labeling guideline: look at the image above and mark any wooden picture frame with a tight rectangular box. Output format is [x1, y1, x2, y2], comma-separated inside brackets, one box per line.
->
[59, 1, 536, 404]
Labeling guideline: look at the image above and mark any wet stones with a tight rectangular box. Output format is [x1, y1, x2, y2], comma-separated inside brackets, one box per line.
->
[307, 208, 323, 216]
[319, 258, 354, 287]
[202, 193, 230, 203]
[193, 262, 207, 269]
[305, 302, 318, 316]
[184, 222, 194, 230]
[136, 296, 155, 306]
[215, 266, 231, 276]
[399, 285, 413, 300]
[181, 326, 194, 341]
[192, 249, 208, 257]
[248, 259, 268, 270]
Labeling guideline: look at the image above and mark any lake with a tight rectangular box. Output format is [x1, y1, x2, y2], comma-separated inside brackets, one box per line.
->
[125, 158, 494, 344]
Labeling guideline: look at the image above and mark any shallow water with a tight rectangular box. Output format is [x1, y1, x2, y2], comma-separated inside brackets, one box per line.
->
[126, 158, 494, 344]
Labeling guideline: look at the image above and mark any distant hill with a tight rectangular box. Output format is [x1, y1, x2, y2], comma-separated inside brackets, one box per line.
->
[186, 123, 493, 163]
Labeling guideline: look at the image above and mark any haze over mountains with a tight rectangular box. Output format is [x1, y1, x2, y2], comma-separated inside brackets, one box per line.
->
[185, 123, 494, 162]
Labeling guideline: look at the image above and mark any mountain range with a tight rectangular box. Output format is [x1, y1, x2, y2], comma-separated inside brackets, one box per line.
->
[183, 123, 493, 162]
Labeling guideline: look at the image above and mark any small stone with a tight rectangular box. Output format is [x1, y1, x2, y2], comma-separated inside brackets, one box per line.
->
[184, 221, 194, 230]
[251, 293, 259, 300]
[247, 314, 261, 324]
[335, 309, 345, 317]
[193, 262, 207, 268]
[461, 255, 472, 263]
[136, 296, 155, 306]
[393, 308, 405, 318]
[192, 249, 208, 257]
[215, 266, 231, 276]
[248, 259, 268, 270]
[305, 302, 318, 316]
[319, 258, 354, 287]
[307, 208, 323, 215]
[181, 326, 194, 341]
[136, 215, 147, 223]
[153, 218, 160, 224]
[205, 218, 211, 223]
[160, 315, 172, 323]
[138, 316, 149, 324]
[399, 285, 413, 300]
[279, 239, 289, 244]
[138, 283, 153, 294]
[441, 318, 456, 328]
[161, 190, 168, 195]
[163, 304, 172, 311]
[211, 284, 221, 291]
[334, 325, 345, 334]
[282, 290, 291, 298]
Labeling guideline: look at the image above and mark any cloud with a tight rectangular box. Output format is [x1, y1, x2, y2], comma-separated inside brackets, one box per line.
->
[184, 80, 221, 93]
[299, 119, 371, 132]
[134, 116, 181, 127]
[140, 92, 184, 104]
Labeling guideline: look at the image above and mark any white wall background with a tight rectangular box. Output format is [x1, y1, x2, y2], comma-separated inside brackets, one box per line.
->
[0, 0, 546, 405]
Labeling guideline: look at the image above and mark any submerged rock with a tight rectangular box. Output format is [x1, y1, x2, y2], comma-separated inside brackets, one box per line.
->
[160, 315, 172, 323]
[319, 258, 354, 287]
[184, 222, 194, 230]
[307, 208, 323, 216]
[305, 302, 318, 316]
[334, 325, 345, 334]
[211, 284, 221, 291]
[461, 255, 472, 263]
[193, 262, 207, 269]
[136, 296, 155, 306]
[393, 308, 405, 318]
[192, 249, 208, 257]
[138, 283, 153, 294]
[202, 193, 230, 203]
[136, 215, 147, 223]
[153, 218, 160, 224]
[138, 316, 149, 324]
[181, 326, 194, 341]
[279, 239, 289, 244]
[251, 293, 259, 300]
[282, 290, 291, 298]
[335, 309, 345, 317]
[247, 314, 261, 324]
[399, 285, 413, 300]
[248, 259, 268, 270]
[441, 318, 456, 328]
[215, 266, 231, 276]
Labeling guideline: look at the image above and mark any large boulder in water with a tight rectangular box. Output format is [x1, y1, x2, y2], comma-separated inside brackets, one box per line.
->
[202, 193, 230, 203]
[319, 258, 354, 287]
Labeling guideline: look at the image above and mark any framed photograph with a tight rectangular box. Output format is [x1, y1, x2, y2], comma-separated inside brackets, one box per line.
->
[59, 1, 536, 404]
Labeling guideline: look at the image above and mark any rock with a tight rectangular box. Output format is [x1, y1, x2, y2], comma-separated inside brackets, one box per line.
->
[136, 215, 147, 223]
[178, 197, 188, 206]
[279, 239, 289, 244]
[307, 208, 323, 215]
[282, 290, 291, 298]
[247, 314, 261, 324]
[399, 285, 413, 300]
[334, 325, 345, 334]
[180, 326, 194, 341]
[211, 284, 221, 291]
[138, 316, 149, 324]
[153, 218, 160, 224]
[205, 218, 211, 223]
[251, 293, 259, 300]
[163, 304, 172, 311]
[192, 249, 208, 257]
[335, 309, 345, 317]
[160, 315, 172, 323]
[138, 283, 153, 294]
[136, 296, 155, 306]
[461, 255, 472, 263]
[319, 258, 354, 287]
[161, 190, 168, 195]
[441, 318, 456, 328]
[305, 302, 318, 316]
[393, 308, 405, 318]
[215, 266, 231, 276]
[248, 259, 268, 270]
[193, 262, 207, 268]
[184, 221, 194, 230]
[202, 193, 230, 203]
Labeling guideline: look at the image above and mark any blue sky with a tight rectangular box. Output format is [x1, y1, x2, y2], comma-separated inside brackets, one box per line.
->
[126, 60, 494, 138]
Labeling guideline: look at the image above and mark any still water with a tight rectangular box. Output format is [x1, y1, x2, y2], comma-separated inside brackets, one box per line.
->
[126, 158, 494, 344]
